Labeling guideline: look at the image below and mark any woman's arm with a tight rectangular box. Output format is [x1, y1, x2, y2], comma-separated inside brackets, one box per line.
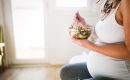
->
[72, 38, 130, 60]
[93, 42, 130, 60]
[121, 0, 130, 52]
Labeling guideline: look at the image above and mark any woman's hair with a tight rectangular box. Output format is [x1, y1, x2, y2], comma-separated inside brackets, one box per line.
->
[98, 0, 121, 14]
[97, 0, 121, 20]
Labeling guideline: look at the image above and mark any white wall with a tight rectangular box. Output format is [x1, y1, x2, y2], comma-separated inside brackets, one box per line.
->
[44, 1, 103, 64]
[0, 0, 3, 25]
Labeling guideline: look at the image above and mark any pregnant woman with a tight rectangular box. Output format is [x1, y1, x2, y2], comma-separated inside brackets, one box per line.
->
[60, 0, 130, 80]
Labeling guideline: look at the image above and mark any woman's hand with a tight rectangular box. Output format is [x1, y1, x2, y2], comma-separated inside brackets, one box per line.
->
[73, 11, 87, 26]
[71, 36, 95, 50]
[69, 11, 97, 49]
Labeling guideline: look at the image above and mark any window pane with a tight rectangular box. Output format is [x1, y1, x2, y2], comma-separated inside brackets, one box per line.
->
[56, 0, 87, 7]
[11, 0, 45, 59]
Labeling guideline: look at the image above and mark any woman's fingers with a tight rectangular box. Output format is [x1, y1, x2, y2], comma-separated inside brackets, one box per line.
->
[73, 11, 87, 26]
[76, 11, 82, 21]
[73, 11, 81, 23]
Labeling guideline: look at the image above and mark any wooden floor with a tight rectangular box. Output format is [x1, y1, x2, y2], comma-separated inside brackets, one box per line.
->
[0, 65, 62, 80]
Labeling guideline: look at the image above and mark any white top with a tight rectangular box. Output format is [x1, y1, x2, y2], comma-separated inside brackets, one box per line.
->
[87, 3, 130, 80]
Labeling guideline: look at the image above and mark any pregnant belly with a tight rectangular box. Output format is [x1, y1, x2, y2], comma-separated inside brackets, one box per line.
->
[87, 51, 130, 79]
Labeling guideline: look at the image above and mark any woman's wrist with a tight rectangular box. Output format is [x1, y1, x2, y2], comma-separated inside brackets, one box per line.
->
[84, 40, 97, 51]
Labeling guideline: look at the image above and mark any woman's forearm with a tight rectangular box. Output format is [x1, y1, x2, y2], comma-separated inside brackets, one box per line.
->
[88, 42, 130, 60]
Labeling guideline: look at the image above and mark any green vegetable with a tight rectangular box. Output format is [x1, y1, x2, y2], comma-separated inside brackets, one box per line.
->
[69, 23, 91, 39]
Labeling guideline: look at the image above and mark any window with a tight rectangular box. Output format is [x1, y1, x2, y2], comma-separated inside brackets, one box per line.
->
[48, 0, 93, 13]
[11, 0, 45, 59]
[56, 0, 87, 7]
